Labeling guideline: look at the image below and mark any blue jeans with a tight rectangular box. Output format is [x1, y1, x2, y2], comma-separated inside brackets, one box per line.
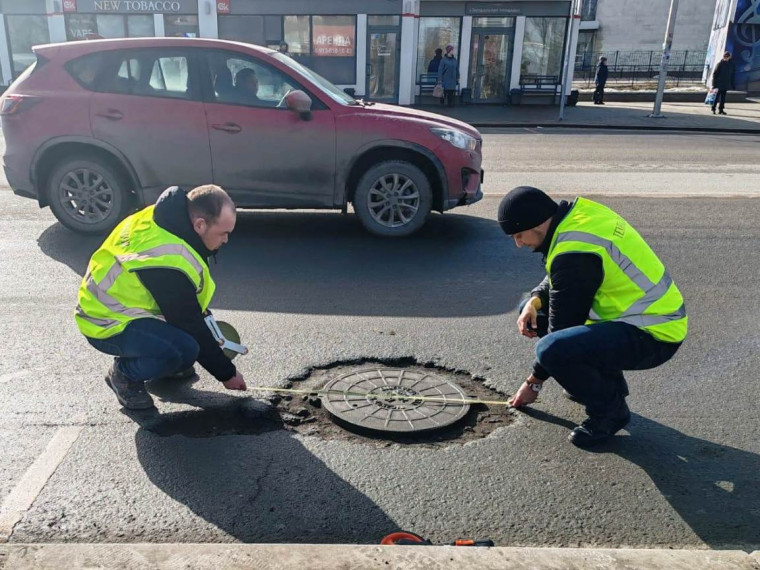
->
[519, 299, 681, 415]
[87, 318, 199, 383]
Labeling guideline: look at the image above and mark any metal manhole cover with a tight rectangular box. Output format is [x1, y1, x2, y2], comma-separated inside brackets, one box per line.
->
[321, 368, 471, 433]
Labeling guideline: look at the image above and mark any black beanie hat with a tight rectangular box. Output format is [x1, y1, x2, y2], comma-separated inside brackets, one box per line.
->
[497, 186, 558, 235]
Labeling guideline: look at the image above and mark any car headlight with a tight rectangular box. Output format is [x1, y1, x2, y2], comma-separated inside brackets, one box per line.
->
[431, 127, 479, 151]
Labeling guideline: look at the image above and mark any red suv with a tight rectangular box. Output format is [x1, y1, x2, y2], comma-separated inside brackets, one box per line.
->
[1, 38, 482, 237]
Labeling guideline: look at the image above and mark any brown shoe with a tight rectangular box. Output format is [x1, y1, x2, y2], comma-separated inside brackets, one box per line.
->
[105, 364, 154, 410]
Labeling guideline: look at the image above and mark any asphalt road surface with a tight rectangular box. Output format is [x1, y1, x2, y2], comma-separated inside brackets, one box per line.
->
[1, 129, 759, 549]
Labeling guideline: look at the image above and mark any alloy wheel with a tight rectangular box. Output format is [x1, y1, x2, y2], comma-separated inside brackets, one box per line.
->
[58, 168, 115, 225]
[367, 173, 420, 228]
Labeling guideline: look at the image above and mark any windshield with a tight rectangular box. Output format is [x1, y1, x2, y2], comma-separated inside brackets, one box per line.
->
[271, 52, 356, 105]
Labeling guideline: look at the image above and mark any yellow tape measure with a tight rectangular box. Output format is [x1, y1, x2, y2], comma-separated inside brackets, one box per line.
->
[248, 385, 517, 407]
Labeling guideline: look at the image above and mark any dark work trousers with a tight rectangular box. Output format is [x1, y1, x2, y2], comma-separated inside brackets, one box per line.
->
[712, 89, 728, 112]
[440, 89, 457, 107]
[518, 298, 681, 417]
[593, 82, 605, 103]
[87, 318, 199, 383]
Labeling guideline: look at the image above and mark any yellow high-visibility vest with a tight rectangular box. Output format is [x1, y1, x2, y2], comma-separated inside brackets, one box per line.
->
[75, 205, 215, 339]
[546, 197, 687, 343]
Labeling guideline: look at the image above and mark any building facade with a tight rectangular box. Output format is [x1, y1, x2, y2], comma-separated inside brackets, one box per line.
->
[576, 0, 714, 66]
[0, 0, 578, 105]
[705, 0, 760, 92]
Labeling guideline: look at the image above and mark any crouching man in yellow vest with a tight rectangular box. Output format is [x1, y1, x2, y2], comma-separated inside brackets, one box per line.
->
[500, 186, 687, 447]
[75, 185, 246, 410]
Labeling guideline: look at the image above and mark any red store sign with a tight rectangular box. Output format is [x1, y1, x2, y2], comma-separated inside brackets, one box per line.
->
[312, 24, 355, 57]
[63, 0, 77, 12]
[216, 0, 230, 14]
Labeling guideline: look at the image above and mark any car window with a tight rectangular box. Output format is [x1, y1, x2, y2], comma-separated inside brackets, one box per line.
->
[207, 54, 299, 108]
[66, 52, 108, 89]
[148, 57, 190, 98]
[102, 51, 192, 100]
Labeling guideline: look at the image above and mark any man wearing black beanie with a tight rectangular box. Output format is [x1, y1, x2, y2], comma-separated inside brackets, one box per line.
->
[499, 186, 687, 447]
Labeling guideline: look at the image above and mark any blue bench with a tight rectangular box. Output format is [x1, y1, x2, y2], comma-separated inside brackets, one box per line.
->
[418, 73, 438, 95]
[511, 74, 560, 104]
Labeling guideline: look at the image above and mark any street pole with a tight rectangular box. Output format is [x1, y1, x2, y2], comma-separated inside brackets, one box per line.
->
[649, 0, 679, 118]
[559, 0, 581, 120]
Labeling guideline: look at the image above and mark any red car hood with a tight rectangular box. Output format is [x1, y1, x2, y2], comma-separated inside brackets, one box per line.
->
[350, 103, 481, 139]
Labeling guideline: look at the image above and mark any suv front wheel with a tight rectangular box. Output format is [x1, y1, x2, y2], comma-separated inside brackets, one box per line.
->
[353, 161, 432, 237]
[47, 156, 132, 234]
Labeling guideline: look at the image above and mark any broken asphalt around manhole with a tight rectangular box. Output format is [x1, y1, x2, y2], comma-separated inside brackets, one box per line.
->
[134, 359, 518, 447]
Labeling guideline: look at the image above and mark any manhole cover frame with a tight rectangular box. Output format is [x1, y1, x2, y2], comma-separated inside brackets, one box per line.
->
[321, 367, 471, 433]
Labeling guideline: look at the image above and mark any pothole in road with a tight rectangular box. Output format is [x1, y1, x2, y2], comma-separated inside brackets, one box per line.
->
[140, 359, 517, 446]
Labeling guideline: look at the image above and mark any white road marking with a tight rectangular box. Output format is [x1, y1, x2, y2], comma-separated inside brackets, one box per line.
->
[0, 426, 84, 542]
[480, 172, 760, 197]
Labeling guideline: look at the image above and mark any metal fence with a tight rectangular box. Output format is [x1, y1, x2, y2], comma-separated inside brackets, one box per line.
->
[574, 50, 707, 88]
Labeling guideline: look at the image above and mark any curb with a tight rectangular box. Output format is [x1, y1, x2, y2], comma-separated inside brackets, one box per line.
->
[1, 544, 759, 570]
[470, 122, 760, 134]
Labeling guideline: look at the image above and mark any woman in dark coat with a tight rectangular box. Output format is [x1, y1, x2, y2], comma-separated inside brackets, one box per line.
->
[711, 51, 736, 115]
[437, 44, 460, 107]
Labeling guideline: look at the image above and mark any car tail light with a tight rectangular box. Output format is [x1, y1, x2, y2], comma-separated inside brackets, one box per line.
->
[0, 95, 39, 116]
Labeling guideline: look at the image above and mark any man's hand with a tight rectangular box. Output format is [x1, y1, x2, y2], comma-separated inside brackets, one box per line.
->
[223, 372, 247, 391]
[517, 297, 540, 338]
[508, 375, 543, 408]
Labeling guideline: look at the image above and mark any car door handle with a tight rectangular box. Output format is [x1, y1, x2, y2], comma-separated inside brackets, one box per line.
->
[95, 109, 123, 120]
[212, 122, 242, 134]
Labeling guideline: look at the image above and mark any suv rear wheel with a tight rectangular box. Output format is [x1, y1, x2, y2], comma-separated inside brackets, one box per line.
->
[47, 156, 132, 234]
[353, 161, 432, 237]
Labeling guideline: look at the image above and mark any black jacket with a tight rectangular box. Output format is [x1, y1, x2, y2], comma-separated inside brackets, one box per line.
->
[712, 59, 735, 91]
[427, 56, 442, 73]
[529, 200, 603, 380]
[595, 62, 609, 85]
[135, 187, 236, 383]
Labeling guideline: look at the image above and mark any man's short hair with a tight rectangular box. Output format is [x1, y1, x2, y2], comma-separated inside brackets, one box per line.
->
[235, 67, 256, 87]
[187, 185, 235, 225]
[724, 51, 732, 58]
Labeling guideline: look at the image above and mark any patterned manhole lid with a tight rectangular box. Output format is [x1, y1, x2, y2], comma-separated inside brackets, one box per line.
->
[321, 368, 471, 433]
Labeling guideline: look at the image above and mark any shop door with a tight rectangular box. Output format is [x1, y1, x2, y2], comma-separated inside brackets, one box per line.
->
[469, 31, 513, 103]
[366, 30, 400, 103]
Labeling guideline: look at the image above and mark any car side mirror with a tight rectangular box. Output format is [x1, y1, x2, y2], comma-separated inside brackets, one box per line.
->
[284, 90, 312, 120]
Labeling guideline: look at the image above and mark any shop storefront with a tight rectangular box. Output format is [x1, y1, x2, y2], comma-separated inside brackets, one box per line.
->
[216, 1, 402, 95]
[418, 1, 572, 105]
[0, 0, 577, 106]
[1, 0, 50, 81]
[62, 0, 198, 39]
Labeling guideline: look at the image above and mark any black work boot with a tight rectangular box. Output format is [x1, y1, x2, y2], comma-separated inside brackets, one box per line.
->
[105, 364, 154, 410]
[569, 398, 630, 448]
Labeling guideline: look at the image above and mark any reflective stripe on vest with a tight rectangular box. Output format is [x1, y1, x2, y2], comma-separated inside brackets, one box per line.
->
[76, 206, 214, 339]
[554, 231, 686, 327]
[547, 198, 687, 343]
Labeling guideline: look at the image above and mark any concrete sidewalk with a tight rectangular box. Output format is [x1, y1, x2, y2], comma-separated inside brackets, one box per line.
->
[417, 99, 760, 133]
[1, 544, 759, 570]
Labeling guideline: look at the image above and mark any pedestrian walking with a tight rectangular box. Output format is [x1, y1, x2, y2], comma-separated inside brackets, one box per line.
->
[500, 186, 687, 447]
[437, 44, 460, 107]
[427, 48, 443, 74]
[711, 51, 735, 115]
[593, 56, 608, 105]
[76, 185, 247, 410]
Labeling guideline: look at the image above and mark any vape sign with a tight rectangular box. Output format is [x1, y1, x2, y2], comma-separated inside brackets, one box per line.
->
[216, 0, 230, 14]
